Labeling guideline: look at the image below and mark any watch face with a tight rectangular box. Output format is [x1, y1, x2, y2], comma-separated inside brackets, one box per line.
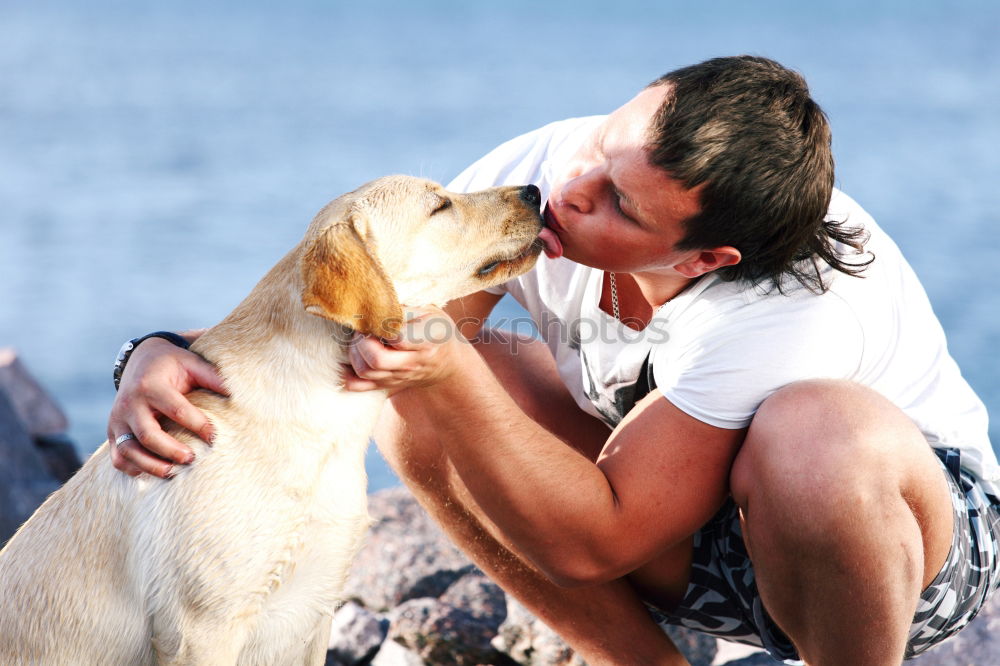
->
[116, 340, 135, 363]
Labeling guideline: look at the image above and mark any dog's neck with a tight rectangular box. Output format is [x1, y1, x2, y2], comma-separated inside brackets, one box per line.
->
[188, 246, 383, 431]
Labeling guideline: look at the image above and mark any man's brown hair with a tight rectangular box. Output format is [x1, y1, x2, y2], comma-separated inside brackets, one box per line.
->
[648, 55, 871, 292]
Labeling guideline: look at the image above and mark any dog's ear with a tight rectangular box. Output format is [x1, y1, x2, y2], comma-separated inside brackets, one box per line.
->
[301, 217, 403, 338]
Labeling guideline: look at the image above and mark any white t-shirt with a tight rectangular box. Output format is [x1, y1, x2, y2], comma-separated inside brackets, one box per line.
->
[448, 116, 998, 491]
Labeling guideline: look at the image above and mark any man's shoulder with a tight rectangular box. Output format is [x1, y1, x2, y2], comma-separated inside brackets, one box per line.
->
[506, 115, 606, 152]
[447, 116, 605, 192]
[827, 188, 878, 233]
[825, 187, 905, 262]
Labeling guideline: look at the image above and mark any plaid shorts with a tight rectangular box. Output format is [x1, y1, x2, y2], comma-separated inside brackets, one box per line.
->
[647, 447, 1000, 663]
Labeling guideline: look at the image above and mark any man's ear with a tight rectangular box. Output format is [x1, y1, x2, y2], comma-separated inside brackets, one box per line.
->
[300, 216, 403, 338]
[675, 246, 742, 279]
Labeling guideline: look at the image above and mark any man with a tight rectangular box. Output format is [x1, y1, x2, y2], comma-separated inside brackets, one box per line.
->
[110, 57, 999, 665]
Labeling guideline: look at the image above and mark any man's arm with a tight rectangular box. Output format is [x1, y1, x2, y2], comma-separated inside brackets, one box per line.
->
[444, 290, 504, 340]
[352, 310, 746, 585]
[110, 292, 502, 477]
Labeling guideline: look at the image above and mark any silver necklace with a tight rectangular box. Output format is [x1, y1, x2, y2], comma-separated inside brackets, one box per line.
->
[609, 272, 683, 323]
[608, 272, 620, 320]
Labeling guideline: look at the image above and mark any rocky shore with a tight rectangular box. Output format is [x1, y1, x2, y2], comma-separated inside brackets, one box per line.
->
[0, 349, 83, 542]
[332, 486, 719, 666]
[1, 348, 997, 665]
[332, 486, 1000, 666]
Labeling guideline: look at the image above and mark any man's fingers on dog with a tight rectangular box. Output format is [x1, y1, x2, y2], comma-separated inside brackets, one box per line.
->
[108, 431, 131, 473]
[351, 335, 421, 373]
[185, 356, 229, 397]
[153, 390, 216, 446]
[394, 306, 459, 350]
[382, 332, 427, 352]
[115, 439, 176, 479]
[340, 364, 388, 391]
[126, 408, 195, 465]
[340, 361, 398, 392]
[110, 447, 145, 477]
[347, 341, 372, 378]
[349, 337, 394, 376]
[119, 461, 144, 477]
[341, 373, 383, 392]
[108, 419, 140, 473]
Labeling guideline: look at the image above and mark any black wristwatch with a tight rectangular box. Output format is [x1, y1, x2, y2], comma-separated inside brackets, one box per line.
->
[113, 331, 191, 391]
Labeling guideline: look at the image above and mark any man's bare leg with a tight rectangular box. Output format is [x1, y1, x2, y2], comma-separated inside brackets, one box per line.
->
[730, 380, 954, 666]
[375, 333, 689, 665]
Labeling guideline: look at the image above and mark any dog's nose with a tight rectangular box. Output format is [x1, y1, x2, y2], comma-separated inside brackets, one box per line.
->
[519, 185, 541, 208]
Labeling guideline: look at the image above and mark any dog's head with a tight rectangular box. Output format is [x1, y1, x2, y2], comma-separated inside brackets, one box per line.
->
[300, 175, 544, 338]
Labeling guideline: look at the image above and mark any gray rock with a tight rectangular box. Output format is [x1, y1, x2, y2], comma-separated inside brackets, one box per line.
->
[0, 349, 68, 437]
[0, 388, 59, 544]
[33, 432, 82, 483]
[0, 350, 80, 508]
[492, 597, 585, 666]
[369, 639, 425, 666]
[327, 601, 388, 665]
[439, 572, 507, 625]
[909, 590, 1000, 665]
[387, 597, 515, 666]
[344, 487, 477, 611]
[350, 487, 719, 666]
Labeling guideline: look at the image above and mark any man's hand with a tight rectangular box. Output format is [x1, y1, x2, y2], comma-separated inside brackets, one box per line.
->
[343, 307, 471, 394]
[108, 337, 228, 478]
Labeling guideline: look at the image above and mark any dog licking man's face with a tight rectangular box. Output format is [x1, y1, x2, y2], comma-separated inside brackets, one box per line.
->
[300, 175, 554, 338]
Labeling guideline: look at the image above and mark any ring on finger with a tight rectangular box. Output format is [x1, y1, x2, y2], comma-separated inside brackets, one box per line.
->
[115, 433, 136, 449]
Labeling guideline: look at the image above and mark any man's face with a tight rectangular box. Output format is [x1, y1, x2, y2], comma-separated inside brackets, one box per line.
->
[544, 85, 703, 276]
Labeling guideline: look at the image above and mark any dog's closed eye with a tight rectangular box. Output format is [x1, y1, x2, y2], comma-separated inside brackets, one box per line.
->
[477, 260, 501, 275]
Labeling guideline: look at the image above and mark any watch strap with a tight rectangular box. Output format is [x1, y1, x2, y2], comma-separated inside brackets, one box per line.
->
[113, 331, 191, 391]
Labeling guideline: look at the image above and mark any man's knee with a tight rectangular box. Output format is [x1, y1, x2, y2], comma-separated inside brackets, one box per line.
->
[729, 380, 952, 577]
[730, 379, 927, 512]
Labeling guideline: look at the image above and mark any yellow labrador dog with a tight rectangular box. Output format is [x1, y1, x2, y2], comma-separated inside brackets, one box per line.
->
[0, 176, 551, 665]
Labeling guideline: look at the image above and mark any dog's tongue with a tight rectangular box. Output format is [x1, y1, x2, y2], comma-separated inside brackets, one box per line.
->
[538, 227, 563, 259]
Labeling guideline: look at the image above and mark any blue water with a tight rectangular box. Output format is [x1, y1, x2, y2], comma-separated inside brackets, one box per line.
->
[1, 1, 998, 490]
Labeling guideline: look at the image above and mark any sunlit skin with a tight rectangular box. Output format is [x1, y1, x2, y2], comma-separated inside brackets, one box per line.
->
[339, 85, 954, 666]
[110, 83, 957, 666]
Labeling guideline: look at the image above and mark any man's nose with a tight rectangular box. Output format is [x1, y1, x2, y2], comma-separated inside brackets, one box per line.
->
[560, 166, 598, 214]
